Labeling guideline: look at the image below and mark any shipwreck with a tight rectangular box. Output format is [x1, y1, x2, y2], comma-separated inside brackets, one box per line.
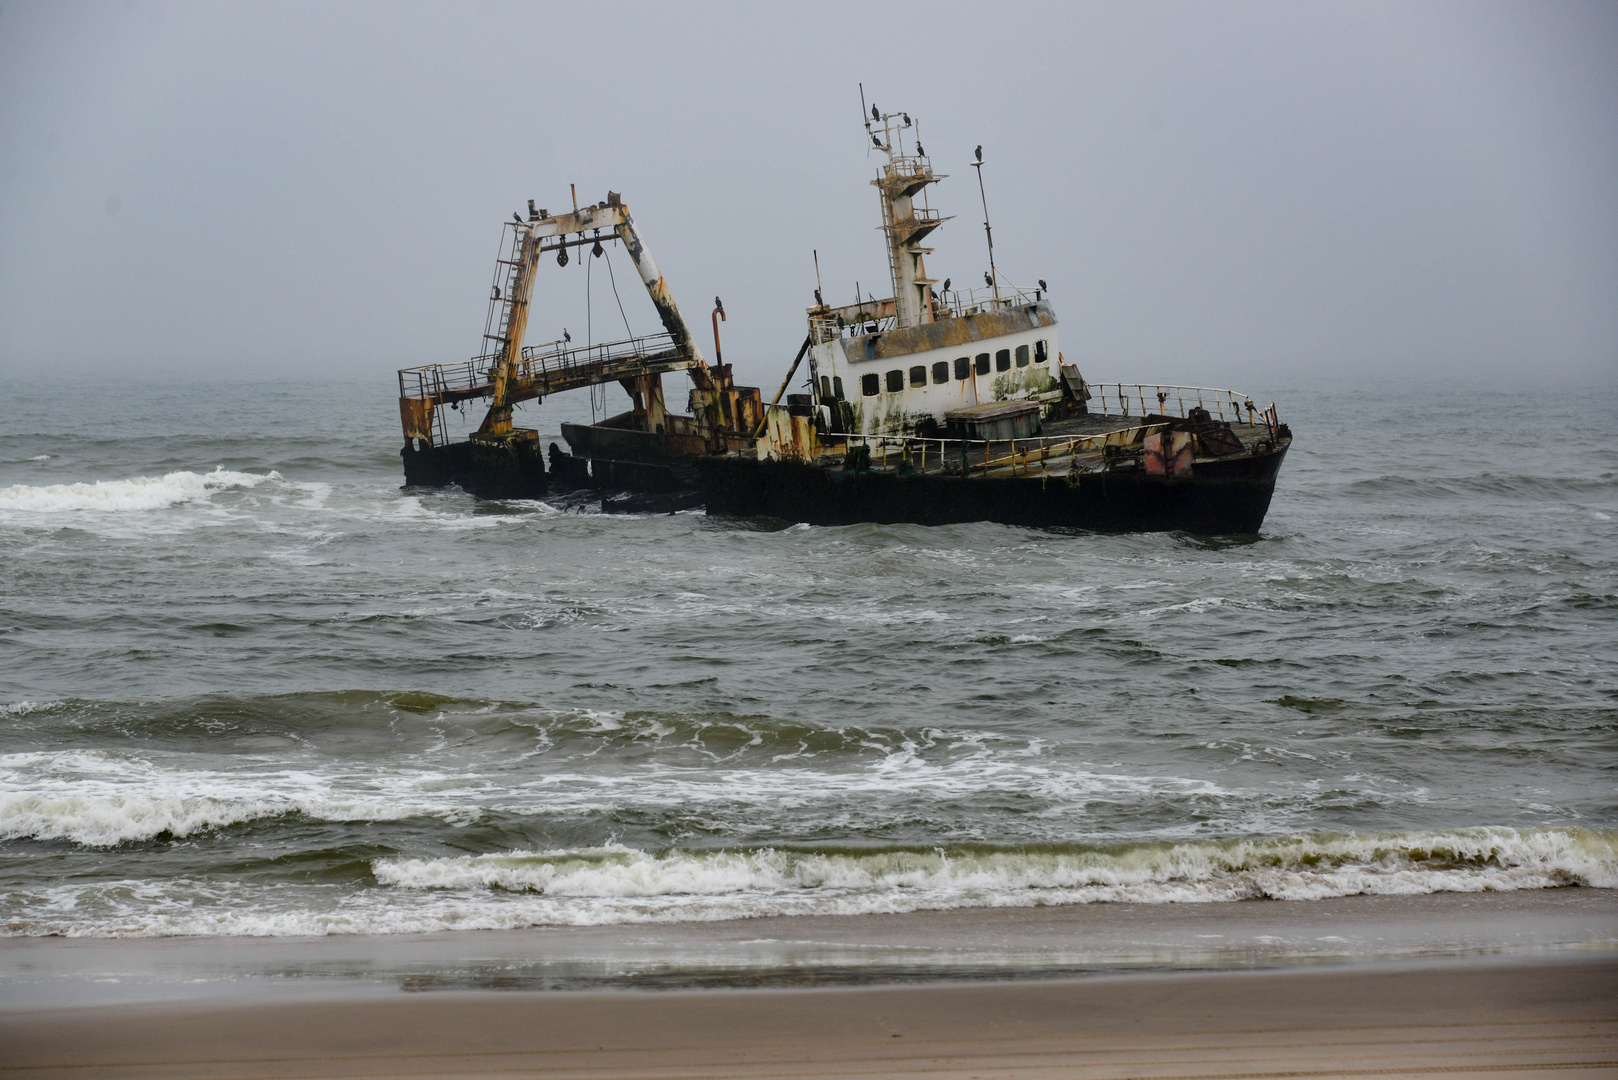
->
[397, 105, 1291, 533]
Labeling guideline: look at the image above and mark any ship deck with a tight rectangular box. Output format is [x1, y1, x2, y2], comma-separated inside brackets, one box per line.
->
[797, 413, 1280, 481]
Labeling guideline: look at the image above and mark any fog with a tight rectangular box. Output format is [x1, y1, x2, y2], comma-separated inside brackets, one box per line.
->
[1, 0, 1613, 391]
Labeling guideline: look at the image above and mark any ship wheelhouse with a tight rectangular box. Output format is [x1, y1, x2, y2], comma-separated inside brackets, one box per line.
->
[804, 108, 1060, 437]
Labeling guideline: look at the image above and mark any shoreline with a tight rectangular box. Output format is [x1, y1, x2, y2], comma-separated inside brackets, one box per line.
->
[4, 886, 1613, 1009]
[3, 956, 1613, 1078]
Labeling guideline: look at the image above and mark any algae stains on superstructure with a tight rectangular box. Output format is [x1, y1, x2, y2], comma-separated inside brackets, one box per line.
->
[992, 365, 1058, 402]
[860, 304, 1056, 362]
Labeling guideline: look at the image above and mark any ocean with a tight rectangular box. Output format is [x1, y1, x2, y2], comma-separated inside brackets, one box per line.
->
[1, 375, 1614, 942]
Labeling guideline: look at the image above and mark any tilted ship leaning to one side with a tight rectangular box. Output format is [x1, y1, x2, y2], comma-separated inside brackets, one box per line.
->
[397, 104, 1291, 533]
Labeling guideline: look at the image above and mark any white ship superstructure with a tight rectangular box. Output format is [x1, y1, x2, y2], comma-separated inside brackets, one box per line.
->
[805, 107, 1060, 437]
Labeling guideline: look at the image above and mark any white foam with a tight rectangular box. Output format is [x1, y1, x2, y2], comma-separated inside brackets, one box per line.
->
[0, 467, 277, 514]
[9, 828, 1611, 938]
[372, 829, 1618, 909]
[0, 750, 445, 847]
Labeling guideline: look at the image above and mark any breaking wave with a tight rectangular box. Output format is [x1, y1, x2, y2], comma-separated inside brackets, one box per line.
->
[0, 750, 436, 847]
[0, 467, 277, 513]
[7, 828, 1610, 938]
[372, 827, 1616, 915]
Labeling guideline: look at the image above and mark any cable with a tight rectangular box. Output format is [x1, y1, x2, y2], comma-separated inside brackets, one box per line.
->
[587, 248, 596, 424]
[604, 248, 635, 339]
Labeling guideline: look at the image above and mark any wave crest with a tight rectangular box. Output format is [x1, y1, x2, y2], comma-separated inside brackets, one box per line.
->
[373, 827, 1617, 912]
[0, 467, 277, 513]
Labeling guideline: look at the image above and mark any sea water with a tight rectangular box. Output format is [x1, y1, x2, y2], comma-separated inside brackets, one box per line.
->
[1, 375, 1614, 938]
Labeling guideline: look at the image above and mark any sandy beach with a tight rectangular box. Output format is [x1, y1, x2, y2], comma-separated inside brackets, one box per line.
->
[1, 956, 1613, 1079]
[3, 890, 1615, 1077]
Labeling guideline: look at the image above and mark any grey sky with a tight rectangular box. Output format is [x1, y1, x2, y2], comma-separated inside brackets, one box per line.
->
[1, 0, 1613, 389]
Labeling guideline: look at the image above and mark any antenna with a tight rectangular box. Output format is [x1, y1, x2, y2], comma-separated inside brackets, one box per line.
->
[860, 83, 872, 156]
[970, 145, 1000, 302]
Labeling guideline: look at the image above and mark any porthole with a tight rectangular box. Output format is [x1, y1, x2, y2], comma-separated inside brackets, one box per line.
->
[974, 353, 990, 376]
[955, 356, 971, 380]
[885, 369, 904, 393]
[996, 349, 1011, 372]
[1015, 345, 1029, 368]
[861, 373, 880, 397]
[909, 365, 927, 387]
[932, 360, 950, 384]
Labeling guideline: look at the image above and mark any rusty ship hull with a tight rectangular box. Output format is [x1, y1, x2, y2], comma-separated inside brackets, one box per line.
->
[697, 418, 1290, 534]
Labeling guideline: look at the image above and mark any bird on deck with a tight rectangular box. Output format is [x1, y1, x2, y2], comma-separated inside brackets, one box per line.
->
[872, 135, 883, 148]
[984, 272, 993, 287]
[974, 145, 983, 162]
[513, 212, 523, 223]
[1039, 279, 1047, 292]
[872, 103, 880, 121]
[563, 329, 572, 343]
[814, 288, 823, 306]
[916, 143, 925, 157]
[903, 113, 911, 127]
[941, 278, 950, 294]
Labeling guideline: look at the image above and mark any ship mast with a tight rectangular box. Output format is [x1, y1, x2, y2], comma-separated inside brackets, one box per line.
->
[862, 95, 950, 328]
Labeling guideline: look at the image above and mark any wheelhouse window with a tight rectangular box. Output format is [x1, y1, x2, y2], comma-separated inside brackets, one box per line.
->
[1034, 340, 1048, 364]
[861, 373, 880, 397]
[909, 365, 927, 387]
[996, 349, 1011, 372]
[833, 376, 845, 398]
[1015, 345, 1029, 368]
[955, 356, 971, 380]
[974, 353, 990, 376]
[885, 369, 904, 393]
[821, 376, 834, 399]
[932, 360, 950, 384]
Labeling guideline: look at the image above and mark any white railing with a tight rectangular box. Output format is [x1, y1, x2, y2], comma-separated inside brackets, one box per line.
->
[935, 283, 1041, 317]
[1084, 383, 1259, 424]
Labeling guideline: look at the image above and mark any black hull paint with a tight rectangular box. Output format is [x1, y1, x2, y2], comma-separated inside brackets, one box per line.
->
[694, 443, 1289, 533]
[401, 440, 547, 500]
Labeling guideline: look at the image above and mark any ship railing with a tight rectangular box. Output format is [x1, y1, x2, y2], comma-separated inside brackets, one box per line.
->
[819, 385, 1273, 476]
[1085, 383, 1259, 424]
[398, 331, 680, 402]
[513, 331, 679, 389]
[936, 284, 1042, 317]
[827, 425, 1168, 478]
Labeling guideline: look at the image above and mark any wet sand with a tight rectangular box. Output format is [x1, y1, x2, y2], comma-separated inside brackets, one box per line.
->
[2, 891, 1615, 1077]
[5, 888, 1614, 1006]
[1, 958, 1613, 1079]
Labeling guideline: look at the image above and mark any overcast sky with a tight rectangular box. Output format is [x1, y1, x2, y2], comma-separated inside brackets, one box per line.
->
[1, 0, 1613, 389]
